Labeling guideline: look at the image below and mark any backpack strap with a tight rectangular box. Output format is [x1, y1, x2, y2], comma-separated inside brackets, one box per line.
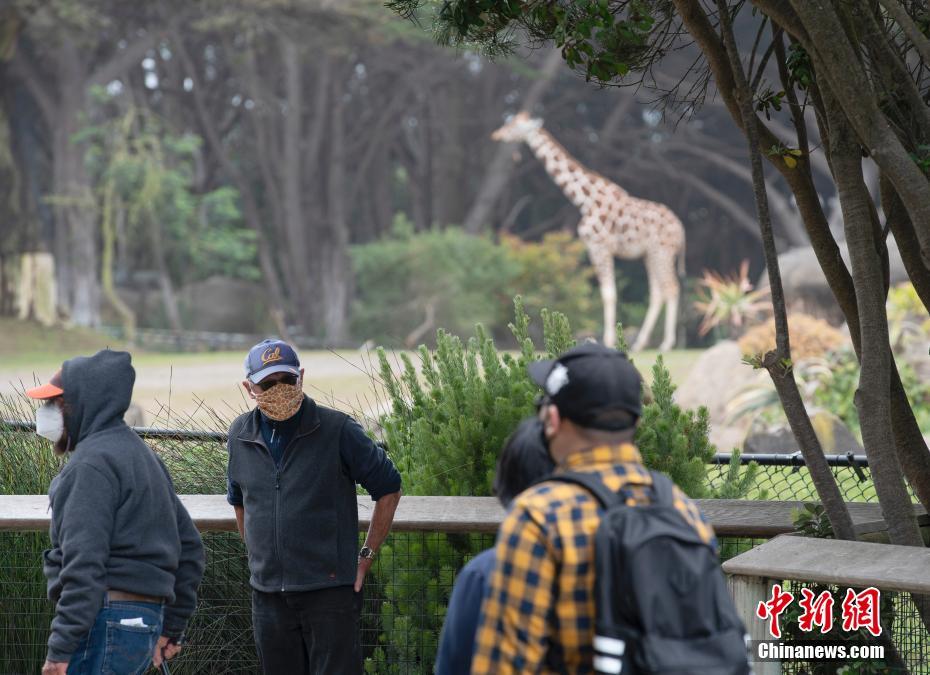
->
[648, 471, 676, 507]
[546, 471, 622, 509]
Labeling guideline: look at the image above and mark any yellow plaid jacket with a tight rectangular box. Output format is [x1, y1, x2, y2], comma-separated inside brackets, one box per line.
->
[470, 444, 716, 674]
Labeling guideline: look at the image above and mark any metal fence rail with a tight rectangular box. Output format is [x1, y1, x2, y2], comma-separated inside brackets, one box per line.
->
[0, 419, 895, 504]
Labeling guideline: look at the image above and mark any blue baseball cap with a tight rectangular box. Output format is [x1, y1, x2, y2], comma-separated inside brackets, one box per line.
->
[245, 339, 301, 383]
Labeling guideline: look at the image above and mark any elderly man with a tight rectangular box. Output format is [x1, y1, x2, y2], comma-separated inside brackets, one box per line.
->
[28, 350, 204, 675]
[227, 338, 402, 674]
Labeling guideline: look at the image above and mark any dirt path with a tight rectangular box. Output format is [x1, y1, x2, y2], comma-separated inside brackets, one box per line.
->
[0, 350, 388, 428]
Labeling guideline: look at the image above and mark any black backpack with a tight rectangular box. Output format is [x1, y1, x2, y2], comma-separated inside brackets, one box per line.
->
[548, 470, 752, 675]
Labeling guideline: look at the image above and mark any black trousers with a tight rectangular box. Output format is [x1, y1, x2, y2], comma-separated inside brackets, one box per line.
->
[252, 585, 363, 675]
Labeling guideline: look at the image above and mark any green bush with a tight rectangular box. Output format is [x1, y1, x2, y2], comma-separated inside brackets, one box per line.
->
[635, 354, 714, 497]
[499, 231, 601, 337]
[810, 349, 930, 440]
[366, 300, 753, 671]
[351, 216, 518, 346]
[350, 221, 647, 346]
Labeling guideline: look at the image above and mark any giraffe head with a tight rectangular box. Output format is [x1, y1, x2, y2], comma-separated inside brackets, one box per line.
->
[491, 111, 543, 143]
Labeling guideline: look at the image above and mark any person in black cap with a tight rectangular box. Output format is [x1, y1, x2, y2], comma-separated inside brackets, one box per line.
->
[226, 338, 402, 674]
[470, 343, 716, 674]
[26, 350, 204, 675]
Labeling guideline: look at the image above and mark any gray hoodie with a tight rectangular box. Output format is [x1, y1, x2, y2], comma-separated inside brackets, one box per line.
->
[43, 350, 205, 662]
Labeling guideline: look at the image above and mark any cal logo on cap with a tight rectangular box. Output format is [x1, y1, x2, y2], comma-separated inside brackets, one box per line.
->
[261, 347, 282, 365]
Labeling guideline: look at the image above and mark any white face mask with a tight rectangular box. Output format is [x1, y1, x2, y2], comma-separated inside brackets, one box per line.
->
[35, 402, 64, 444]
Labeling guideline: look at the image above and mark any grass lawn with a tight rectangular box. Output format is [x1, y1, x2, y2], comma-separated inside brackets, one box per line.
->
[0, 318, 703, 427]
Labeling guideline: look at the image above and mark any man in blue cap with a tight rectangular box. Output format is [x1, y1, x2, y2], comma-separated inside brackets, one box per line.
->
[227, 339, 402, 674]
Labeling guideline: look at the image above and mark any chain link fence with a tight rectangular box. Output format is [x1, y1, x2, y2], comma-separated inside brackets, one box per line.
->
[0, 421, 926, 673]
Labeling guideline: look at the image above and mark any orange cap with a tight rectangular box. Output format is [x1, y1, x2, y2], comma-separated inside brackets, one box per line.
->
[25, 370, 64, 400]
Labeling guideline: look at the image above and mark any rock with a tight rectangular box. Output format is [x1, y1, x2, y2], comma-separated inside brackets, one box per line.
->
[743, 426, 797, 455]
[709, 425, 746, 454]
[758, 245, 909, 326]
[743, 410, 863, 456]
[674, 340, 756, 426]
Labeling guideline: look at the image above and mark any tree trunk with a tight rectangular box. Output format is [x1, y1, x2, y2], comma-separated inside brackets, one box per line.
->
[677, 0, 930, 514]
[100, 180, 134, 343]
[824, 92, 923, 546]
[880, 175, 930, 313]
[53, 91, 99, 327]
[149, 211, 182, 333]
[788, 0, 930, 268]
[321, 79, 350, 345]
[174, 33, 293, 340]
[462, 49, 563, 233]
[716, 0, 856, 541]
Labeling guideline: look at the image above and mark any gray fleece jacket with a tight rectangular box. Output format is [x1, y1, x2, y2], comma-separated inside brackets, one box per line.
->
[43, 350, 205, 662]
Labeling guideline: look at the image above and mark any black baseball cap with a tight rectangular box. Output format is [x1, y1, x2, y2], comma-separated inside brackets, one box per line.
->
[528, 343, 642, 430]
[244, 339, 301, 383]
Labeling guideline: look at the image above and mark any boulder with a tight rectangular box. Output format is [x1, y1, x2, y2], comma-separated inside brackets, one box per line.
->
[709, 425, 746, 454]
[743, 410, 863, 456]
[758, 245, 909, 326]
[674, 340, 756, 426]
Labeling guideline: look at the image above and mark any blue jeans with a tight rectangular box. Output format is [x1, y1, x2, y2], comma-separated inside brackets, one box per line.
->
[66, 597, 164, 675]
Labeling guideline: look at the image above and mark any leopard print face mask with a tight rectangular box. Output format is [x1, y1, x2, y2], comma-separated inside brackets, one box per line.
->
[255, 381, 304, 421]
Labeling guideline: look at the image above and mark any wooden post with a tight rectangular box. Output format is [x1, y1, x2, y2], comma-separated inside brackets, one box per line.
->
[727, 574, 780, 675]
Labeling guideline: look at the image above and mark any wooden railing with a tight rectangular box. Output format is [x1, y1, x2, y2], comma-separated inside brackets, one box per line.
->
[1, 494, 924, 536]
[723, 536, 930, 674]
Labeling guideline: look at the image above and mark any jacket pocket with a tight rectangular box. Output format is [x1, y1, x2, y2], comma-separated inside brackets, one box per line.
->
[285, 506, 342, 583]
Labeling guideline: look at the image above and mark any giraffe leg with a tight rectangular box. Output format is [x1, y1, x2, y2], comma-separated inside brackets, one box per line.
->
[657, 256, 681, 352]
[659, 293, 679, 352]
[632, 286, 662, 352]
[588, 245, 617, 347]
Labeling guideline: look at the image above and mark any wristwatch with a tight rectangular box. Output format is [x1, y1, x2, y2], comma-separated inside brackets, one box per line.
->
[358, 546, 377, 560]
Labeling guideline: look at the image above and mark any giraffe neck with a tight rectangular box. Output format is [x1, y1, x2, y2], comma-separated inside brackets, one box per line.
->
[524, 127, 614, 209]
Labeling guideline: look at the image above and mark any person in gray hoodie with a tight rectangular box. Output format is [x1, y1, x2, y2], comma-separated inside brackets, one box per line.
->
[27, 350, 205, 675]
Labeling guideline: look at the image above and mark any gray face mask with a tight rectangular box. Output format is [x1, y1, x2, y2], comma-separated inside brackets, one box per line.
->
[35, 402, 64, 444]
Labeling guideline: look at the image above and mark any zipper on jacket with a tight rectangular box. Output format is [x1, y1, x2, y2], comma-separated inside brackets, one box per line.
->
[275, 466, 284, 591]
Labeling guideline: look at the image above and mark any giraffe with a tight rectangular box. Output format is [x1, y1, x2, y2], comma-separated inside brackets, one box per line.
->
[492, 112, 686, 351]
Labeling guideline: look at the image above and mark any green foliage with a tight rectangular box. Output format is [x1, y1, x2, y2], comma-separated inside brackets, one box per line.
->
[368, 299, 571, 671]
[81, 107, 257, 288]
[377, 298, 572, 496]
[785, 43, 813, 90]
[886, 282, 930, 349]
[711, 449, 766, 500]
[692, 260, 770, 339]
[634, 355, 714, 497]
[351, 217, 518, 345]
[755, 86, 785, 120]
[370, 300, 741, 670]
[792, 502, 834, 539]
[400, 0, 663, 83]
[500, 232, 600, 335]
[351, 222, 644, 345]
[811, 348, 930, 439]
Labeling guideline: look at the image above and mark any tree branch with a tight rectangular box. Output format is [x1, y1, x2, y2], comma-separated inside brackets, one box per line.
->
[88, 33, 159, 89]
[878, 0, 930, 66]
[788, 0, 930, 268]
[717, 0, 857, 542]
[8, 47, 56, 125]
